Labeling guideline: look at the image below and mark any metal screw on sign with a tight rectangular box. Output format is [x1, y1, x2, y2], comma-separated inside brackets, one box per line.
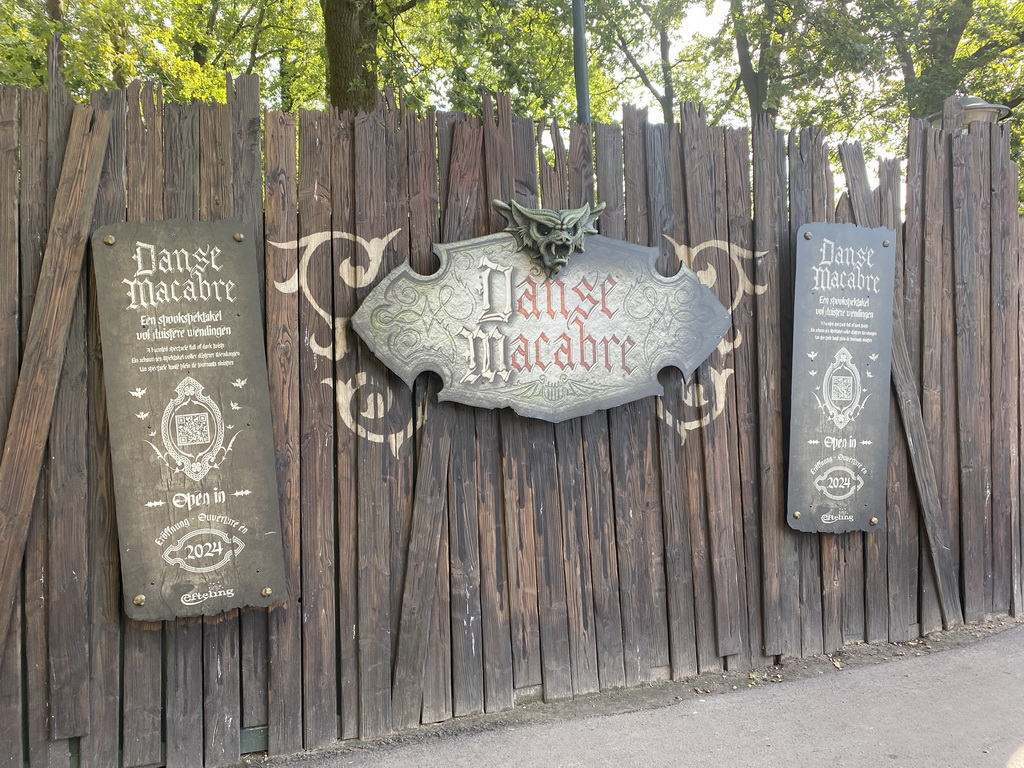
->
[869, 517, 879, 526]
[133, 594, 146, 606]
[793, 511, 801, 519]
[261, 588, 272, 597]
[883, 240, 891, 248]
[804, 232, 813, 240]
[233, 232, 245, 242]
[103, 235, 116, 246]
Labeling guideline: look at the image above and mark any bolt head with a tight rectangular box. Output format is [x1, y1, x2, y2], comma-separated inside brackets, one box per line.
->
[261, 587, 272, 597]
[803, 231, 812, 240]
[233, 232, 245, 242]
[870, 517, 879, 526]
[133, 594, 146, 606]
[793, 511, 802, 519]
[103, 234, 116, 246]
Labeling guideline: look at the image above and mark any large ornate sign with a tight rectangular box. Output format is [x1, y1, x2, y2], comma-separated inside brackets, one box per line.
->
[91, 219, 287, 621]
[788, 222, 897, 533]
[351, 225, 730, 422]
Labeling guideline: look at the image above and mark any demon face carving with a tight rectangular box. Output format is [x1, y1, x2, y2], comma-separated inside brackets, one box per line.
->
[492, 198, 606, 276]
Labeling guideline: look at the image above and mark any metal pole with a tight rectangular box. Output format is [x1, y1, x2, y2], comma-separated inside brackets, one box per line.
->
[572, 0, 591, 124]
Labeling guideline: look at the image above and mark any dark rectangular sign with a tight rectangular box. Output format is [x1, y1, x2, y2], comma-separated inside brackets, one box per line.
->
[91, 219, 286, 620]
[788, 222, 897, 533]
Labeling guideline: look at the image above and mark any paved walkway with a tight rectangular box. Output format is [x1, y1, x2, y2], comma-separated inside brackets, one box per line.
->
[269, 622, 1024, 768]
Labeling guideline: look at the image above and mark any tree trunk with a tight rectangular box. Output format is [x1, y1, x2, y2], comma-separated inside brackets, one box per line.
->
[321, 0, 379, 112]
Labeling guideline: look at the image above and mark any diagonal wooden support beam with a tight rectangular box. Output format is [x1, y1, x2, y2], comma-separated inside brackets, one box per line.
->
[839, 142, 964, 629]
[0, 104, 111, 655]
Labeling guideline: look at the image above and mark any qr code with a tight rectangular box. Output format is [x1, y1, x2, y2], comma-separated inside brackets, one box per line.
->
[831, 375, 854, 402]
[175, 413, 211, 446]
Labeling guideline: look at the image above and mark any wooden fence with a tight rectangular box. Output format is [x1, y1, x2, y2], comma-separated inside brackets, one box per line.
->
[0, 69, 1020, 768]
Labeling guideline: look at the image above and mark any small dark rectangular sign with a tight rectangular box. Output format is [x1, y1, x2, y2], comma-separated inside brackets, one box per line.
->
[788, 222, 897, 533]
[91, 219, 286, 620]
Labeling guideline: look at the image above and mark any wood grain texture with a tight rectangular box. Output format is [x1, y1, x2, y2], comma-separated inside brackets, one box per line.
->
[589, 123, 628, 690]
[0, 103, 109, 678]
[355, 108, 394, 738]
[724, 126, 772, 668]
[989, 123, 1018, 616]
[752, 116, 799, 656]
[951, 129, 992, 623]
[121, 80, 166, 768]
[162, 100, 204, 768]
[227, 75, 271, 729]
[477, 97, 516, 712]
[199, 101, 242, 768]
[296, 108, 339, 747]
[264, 110, 304, 756]
[0, 83, 23, 768]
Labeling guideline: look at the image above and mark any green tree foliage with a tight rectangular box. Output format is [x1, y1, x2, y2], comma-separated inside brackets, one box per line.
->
[0, 0, 1021, 164]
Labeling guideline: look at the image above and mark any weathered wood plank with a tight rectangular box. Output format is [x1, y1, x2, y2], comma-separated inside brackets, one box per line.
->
[120, 80, 166, 768]
[499, 114, 543, 693]
[0, 103, 109, 714]
[296, 108, 339, 747]
[162, 100, 204, 768]
[264, 110, 303, 756]
[355, 108, 394, 737]
[652, 121, 699, 679]
[198, 100, 242, 768]
[612, 105, 672, 681]
[589, 122, 628, 690]
[920, 124, 955, 631]
[78, 87, 126, 768]
[990, 123, 1018, 616]
[952, 128, 992, 623]
[44, 80, 91, 749]
[421, 111, 460, 722]
[531, 120, 574, 703]
[0, 83, 23, 768]
[753, 116, 800, 656]
[327, 108, 360, 741]
[477, 95, 516, 712]
[788, 128, 826, 657]
[391, 396, 455, 730]
[725, 125, 772, 667]
[227, 75, 271, 729]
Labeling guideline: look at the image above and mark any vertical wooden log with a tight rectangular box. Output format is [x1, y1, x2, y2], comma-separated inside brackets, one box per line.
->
[530, 121, 574, 703]
[753, 116, 800, 657]
[882, 156, 919, 642]
[500, 114, 543, 693]
[724, 126, 772, 668]
[0, 84, 23, 768]
[355, 109, 394, 737]
[787, 129, 825, 657]
[264, 110, 303, 755]
[589, 123, 628, 690]
[121, 81, 165, 768]
[904, 121, 942, 635]
[296, 109, 338, 747]
[227, 75, 271, 730]
[162, 101, 205, 768]
[78, 88, 126, 768]
[952, 128, 992, 623]
[329, 108, 360, 741]
[651, 120, 699, 680]
[990, 123, 1018, 615]
[198, 101, 242, 768]
[477, 96, 516, 711]
[921, 125, 955, 630]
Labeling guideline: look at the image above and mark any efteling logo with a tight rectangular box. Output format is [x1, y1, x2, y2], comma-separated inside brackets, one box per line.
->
[181, 587, 235, 605]
[820, 512, 855, 524]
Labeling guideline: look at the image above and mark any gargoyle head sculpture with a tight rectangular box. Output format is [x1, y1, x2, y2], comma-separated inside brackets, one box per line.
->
[492, 198, 606, 277]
